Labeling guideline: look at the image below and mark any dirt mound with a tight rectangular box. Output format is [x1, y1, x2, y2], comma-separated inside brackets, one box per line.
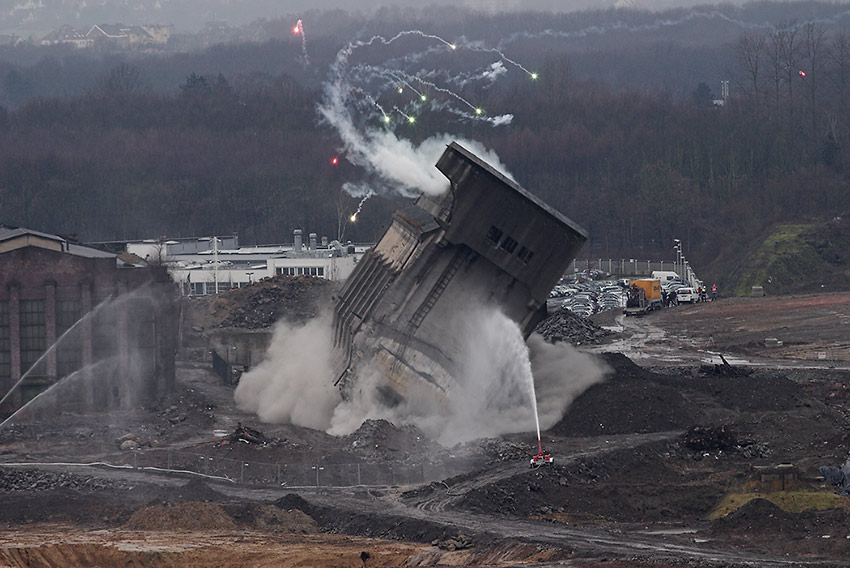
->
[182, 275, 338, 330]
[344, 419, 449, 464]
[704, 497, 850, 557]
[550, 353, 704, 436]
[224, 503, 318, 533]
[124, 501, 236, 530]
[687, 371, 804, 413]
[709, 498, 795, 534]
[535, 309, 612, 345]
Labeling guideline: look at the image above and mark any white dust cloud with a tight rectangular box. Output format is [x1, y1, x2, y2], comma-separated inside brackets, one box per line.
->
[234, 314, 341, 431]
[238, 306, 609, 447]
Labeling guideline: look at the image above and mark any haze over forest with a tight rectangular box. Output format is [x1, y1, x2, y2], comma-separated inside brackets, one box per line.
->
[0, 0, 789, 36]
[3, 1, 850, 288]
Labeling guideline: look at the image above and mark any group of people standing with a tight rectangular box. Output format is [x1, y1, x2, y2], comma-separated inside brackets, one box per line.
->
[661, 283, 718, 307]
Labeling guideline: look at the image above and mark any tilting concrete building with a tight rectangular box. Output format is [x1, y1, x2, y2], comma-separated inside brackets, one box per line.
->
[332, 142, 588, 404]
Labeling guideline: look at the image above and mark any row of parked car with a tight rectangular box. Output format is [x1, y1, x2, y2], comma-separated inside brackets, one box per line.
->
[548, 273, 705, 317]
[548, 279, 627, 317]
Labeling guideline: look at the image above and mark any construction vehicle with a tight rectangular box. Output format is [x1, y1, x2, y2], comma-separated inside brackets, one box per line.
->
[623, 278, 662, 316]
[530, 440, 554, 467]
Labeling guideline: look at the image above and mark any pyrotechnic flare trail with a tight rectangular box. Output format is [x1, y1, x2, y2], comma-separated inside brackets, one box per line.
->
[293, 19, 309, 66]
[349, 192, 374, 222]
[318, 26, 524, 199]
[459, 41, 537, 78]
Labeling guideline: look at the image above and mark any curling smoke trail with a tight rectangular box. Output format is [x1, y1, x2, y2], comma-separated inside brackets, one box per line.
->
[319, 31, 518, 198]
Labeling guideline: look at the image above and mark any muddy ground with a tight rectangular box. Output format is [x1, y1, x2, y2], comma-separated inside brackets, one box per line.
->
[2, 283, 850, 567]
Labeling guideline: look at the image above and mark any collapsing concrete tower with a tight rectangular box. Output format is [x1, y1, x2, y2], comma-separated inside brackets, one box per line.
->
[332, 142, 588, 405]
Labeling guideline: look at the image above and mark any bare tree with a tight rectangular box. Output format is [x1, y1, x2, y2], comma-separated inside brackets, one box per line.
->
[97, 62, 151, 100]
[800, 23, 829, 139]
[735, 29, 767, 107]
[829, 29, 850, 129]
[540, 52, 573, 107]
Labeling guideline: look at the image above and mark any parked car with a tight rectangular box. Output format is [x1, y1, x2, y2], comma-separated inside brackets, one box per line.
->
[677, 287, 699, 303]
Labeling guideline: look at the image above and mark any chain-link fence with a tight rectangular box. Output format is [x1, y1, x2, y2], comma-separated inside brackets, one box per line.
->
[109, 448, 459, 487]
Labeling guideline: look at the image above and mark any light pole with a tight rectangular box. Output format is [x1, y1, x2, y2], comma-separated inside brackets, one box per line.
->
[673, 239, 681, 279]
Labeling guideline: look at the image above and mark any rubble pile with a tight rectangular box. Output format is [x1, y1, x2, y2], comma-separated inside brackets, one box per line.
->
[0, 468, 119, 492]
[551, 353, 704, 436]
[344, 419, 449, 464]
[683, 425, 738, 452]
[534, 308, 612, 345]
[217, 423, 278, 448]
[225, 504, 319, 534]
[183, 275, 338, 330]
[465, 439, 532, 463]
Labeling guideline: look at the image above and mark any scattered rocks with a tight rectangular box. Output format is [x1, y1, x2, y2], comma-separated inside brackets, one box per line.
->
[535, 308, 612, 345]
[183, 275, 338, 330]
[432, 533, 473, 551]
[683, 425, 738, 452]
[0, 468, 119, 492]
[115, 433, 154, 450]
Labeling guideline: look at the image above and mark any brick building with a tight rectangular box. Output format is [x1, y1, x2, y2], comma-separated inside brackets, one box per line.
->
[0, 227, 177, 417]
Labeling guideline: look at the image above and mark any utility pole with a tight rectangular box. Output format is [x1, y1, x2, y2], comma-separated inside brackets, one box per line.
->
[213, 236, 219, 294]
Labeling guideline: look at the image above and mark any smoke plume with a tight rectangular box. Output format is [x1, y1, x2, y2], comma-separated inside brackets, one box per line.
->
[234, 314, 341, 430]
[238, 307, 609, 447]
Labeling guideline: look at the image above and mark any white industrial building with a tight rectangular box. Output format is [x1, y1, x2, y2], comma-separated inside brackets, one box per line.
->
[123, 230, 370, 296]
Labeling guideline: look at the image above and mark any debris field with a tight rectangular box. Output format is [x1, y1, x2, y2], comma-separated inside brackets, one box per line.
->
[1, 282, 850, 566]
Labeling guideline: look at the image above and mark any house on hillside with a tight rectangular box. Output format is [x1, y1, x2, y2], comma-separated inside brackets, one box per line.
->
[40, 24, 92, 48]
[0, 226, 177, 417]
[86, 24, 154, 48]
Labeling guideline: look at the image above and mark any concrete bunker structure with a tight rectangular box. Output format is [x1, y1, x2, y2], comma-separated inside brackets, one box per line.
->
[332, 142, 588, 404]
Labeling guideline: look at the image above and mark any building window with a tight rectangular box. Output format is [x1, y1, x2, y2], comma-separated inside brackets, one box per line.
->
[517, 246, 534, 264]
[191, 282, 204, 296]
[318, 267, 325, 277]
[92, 298, 116, 362]
[499, 236, 518, 254]
[0, 302, 9, 380]
[56, 300, 81, 378]
[20, 300, 46, 378]
[486, 225, 503, 246]
[276, 267, 283, 275]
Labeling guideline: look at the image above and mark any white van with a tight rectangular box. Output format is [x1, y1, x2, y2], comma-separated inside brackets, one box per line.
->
[651, 270, 680, 282]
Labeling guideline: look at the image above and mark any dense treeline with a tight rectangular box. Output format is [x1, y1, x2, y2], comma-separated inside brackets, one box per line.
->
[3, 4, 850, 271]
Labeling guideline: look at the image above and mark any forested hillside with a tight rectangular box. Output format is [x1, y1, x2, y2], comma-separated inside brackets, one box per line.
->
[2, 2, 850, 289]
